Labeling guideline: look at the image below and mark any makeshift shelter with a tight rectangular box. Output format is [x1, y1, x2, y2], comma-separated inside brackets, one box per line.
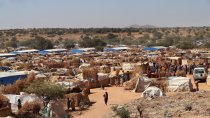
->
[0, 71, 28, 85]
[133, 76, 152, 92]
[122, 63, 135, 71]
[0, 53, 17, 58]
[70, 48, 95, 54]
[142, 86, 164, 98]
[104, 47, 131, 52]
[12, 49, 39, 54]
[4, 92, 40, 113]
[143, 47, 158, 51]
[167, 77, 193, 92]
[98, 73, 109, 87]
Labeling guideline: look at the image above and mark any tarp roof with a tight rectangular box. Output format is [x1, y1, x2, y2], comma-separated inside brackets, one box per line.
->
[12, 49, 39, 54]
[0, 53, 17, 57]
[43, 49, 67, 52]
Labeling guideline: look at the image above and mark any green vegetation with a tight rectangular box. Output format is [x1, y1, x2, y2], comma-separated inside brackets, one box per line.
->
[24, 81, 65, 101]
[0, 27, 210, 49]
[112, 106, 130, 118]
[63, 39, 76, 49]
[20, 37, 53, 50]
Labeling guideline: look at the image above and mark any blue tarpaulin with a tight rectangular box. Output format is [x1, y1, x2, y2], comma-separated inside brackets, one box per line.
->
[70, 49, 84, 53]
[143, 47, 158, 51]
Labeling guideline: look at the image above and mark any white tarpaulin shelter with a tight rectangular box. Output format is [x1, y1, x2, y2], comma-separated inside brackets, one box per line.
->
[142, 86, 164, 98]
[122, 63, 135, 71]
[133, 76, 152, 92]
[168, 76, 193, 92]
[4, 92, 40, 113]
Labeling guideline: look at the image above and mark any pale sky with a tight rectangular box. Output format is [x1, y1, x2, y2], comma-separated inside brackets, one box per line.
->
[0, 0, 210, 29]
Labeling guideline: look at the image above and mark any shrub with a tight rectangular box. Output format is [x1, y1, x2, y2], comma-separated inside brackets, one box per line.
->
[115, 107, 130, 118]
[0, 94, 8, 108]
[63, 39, 76, 49]
[18, 101, 41, 116]
[15, 79, 27, 91]
[2, 84, 19, 94]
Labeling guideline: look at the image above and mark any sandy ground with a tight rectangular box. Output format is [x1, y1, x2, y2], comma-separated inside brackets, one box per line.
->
[71, 75, 210, 118]
[72, 86, 140, 118]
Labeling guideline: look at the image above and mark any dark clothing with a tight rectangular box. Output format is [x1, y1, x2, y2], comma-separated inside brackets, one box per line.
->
[195, 81, 199, 91]
[103, 92, 108, 105]
[18, 99, 22, 110]
[67, 99, 71, 110]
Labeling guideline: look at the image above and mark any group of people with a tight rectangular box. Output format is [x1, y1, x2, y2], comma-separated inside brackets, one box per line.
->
[147, 61, 208, 78]
[115, 70, 130, 87]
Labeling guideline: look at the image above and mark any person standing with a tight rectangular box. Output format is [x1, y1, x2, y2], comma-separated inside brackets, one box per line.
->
[71, 99, 75, 111]
[103, 92, 108, 105]
[67, 98, 71, 111]
[17, 99, 22, 110]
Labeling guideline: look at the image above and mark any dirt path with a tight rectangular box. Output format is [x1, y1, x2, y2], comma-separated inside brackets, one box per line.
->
[74, 86, 140, 118]
[72, 75, 210, 118]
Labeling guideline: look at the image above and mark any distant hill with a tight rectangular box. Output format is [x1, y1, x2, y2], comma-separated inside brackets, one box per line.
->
[126, 24, 156, 28]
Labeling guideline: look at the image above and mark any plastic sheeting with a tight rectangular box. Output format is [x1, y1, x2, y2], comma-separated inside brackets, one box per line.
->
[133, 76, 152, 92]
[168, 77, 193, 92]
[142, 86, 164, 98]
[122, 63, 135, 71]
[4, 92, 40, 113]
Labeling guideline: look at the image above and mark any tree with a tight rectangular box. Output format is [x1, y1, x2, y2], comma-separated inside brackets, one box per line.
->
[63, 39, 76, 49]
[176, 41, 195, 49]
[24, 81, 65, 103]
[32, 37, 53, 50]
[19, 37, 53, 50]
[79, 36, 107, 48]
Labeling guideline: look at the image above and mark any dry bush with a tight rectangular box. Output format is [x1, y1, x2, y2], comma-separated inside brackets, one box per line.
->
[103, 66, 111, 73]
[2, 61, 12, 67]
[66, 69, 74, 76]
[124, 76, 139, 90]
[176, 70, 186, 77]
[18, 101, 41, 114]
[0, 94, 9, 108]
[83, 68, 98, 80]
[2, 85, 19, 94]
[90, 61, 102, 67]
[15, 79, 27, 91]
[71, 58, 80, 67]
[46, 61, 64, 68]
[24, 63, 34, 70]
[27, 72, 36, 83]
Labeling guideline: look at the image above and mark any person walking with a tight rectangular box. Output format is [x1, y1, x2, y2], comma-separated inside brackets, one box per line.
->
[195, 80, 199, 91]
[103, 92, 108, 105]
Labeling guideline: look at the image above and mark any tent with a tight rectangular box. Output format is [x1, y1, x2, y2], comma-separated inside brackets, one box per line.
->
[133, 76, 152, 92]
[142, 86, 164, 98]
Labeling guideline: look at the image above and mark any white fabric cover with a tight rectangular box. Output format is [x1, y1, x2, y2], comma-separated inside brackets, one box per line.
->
[168, 77, 193, 92]
[4, 92, 40, 113]
[142, 86, 164, 98]
[122, 63, 135, 71]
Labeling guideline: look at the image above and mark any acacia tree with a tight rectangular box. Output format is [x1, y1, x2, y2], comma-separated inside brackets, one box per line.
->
[24, 81, 65, 105]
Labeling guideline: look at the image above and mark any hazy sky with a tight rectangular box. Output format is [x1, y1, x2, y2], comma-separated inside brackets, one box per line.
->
[0, 0, 210, 29]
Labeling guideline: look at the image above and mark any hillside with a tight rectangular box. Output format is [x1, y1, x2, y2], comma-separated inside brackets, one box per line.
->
[0, 27, 210, 49]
